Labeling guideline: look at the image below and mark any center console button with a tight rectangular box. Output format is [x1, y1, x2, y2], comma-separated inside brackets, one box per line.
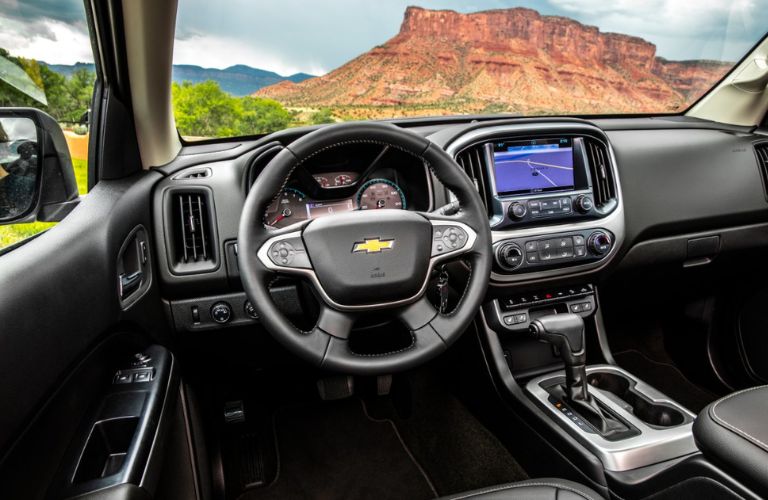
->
[574, 246, 587, 257]
[574, 235, 585, 246]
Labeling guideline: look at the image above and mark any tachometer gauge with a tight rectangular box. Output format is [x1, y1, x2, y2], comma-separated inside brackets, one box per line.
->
[264, 188, 308, 227]
[334, 174, 353, 186]
[356, 179, 406, 210]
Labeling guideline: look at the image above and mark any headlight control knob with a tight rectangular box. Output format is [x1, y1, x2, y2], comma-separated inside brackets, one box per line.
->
[211, 302, 232, 324]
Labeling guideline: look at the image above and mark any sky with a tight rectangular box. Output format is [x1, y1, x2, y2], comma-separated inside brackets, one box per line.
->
[0, 0, 766, 76]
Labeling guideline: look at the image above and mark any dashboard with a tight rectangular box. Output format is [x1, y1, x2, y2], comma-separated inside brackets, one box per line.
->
[152, 115, 768, 331]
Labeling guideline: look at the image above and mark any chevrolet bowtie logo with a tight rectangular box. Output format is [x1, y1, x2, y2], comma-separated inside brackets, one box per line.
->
[352, 238, 395, 254]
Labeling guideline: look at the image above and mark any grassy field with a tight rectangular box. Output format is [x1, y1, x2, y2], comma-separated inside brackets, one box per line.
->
[0, 157, 88, 249]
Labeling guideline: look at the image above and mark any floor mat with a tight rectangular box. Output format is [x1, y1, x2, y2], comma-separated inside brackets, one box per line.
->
[365, 376, 528, 496]
[615, 350, 719, 413]
[238, 399, 437, 500]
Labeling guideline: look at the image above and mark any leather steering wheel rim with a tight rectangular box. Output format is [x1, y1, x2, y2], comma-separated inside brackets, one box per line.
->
[238, 122, 491, 375]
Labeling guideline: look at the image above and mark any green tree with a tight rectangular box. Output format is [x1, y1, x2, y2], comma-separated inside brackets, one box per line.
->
[310, 107, 335, 125]
[172, 80, 240, 137]
[0, 47, 94, 122]
[172, 80, 293, 138]
[238, 96, 292, 134]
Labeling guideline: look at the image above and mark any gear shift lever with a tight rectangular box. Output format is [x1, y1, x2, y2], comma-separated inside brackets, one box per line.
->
[530, 314, 626, 436]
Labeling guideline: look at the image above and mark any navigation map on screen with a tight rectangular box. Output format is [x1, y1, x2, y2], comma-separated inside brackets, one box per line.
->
[492, 138, 574, 195]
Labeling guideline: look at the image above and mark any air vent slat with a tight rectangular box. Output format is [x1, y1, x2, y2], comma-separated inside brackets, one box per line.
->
[456, 145, 491, 216]
[173, 192, 213, 265]
[585, 138, 617, 209]
[754, 143, 768, 199]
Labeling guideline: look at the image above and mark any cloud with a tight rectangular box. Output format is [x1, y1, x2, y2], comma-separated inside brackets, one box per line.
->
[545, 0, 768, 60]
[173, 33, 328, 76]
[0, 14, 93, 64]
[0, 0, 86, 25]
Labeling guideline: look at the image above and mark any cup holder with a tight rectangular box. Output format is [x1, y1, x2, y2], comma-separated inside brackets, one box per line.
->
[588, 372, 685, 427]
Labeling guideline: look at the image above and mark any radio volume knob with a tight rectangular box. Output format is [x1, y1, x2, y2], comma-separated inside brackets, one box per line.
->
[508, 202, 527, 220]
[587, 231, 612, 256]
[575, 195, 593, 213]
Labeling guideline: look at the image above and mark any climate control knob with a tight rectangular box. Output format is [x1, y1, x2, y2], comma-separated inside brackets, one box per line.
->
[508, 202, 527, 220]
[587, 231, 612, 256]
[496, 243, 524, 270]
[574, 195, 593, 213]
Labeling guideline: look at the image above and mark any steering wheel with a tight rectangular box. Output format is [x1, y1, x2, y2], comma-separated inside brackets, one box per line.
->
[238, 122, 492, 374]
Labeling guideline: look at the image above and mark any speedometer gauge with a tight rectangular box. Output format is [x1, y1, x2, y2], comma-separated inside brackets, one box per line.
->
[264, 188, 308, 228]
[356, 179, 406, 210]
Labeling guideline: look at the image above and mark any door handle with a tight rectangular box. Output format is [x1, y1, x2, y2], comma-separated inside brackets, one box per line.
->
[119, 270, 143, 299]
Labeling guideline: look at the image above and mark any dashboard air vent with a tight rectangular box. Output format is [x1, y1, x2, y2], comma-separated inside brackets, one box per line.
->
[173, 192, 213, 264]
[584, 138, 617, 209]
[455, 145, 492, 215]
[754, 142, 768, 198]
[173, 168, 212, 180]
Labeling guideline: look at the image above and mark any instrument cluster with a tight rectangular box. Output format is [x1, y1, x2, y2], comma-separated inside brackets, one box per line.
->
[264, 175, 407, 228]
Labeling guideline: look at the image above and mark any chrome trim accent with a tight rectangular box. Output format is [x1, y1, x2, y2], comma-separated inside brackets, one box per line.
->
[526, 364, 697, 472]
[445, 122, 626, 284]
[256, 219, 477, 311]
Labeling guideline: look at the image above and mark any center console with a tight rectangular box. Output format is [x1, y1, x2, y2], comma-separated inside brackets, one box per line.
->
[449, 122, 624, 283]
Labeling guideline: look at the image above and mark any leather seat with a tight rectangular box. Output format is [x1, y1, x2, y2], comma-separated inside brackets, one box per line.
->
[693, 385, 768, 497]
[439, 478, 602, 499]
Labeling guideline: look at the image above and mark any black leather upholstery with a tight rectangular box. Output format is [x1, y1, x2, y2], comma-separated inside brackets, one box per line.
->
[693, 385, 768, 496]
[439, 478, 602, 500]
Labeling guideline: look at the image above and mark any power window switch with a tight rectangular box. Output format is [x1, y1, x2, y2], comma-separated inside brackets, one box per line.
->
[133, 369, 152, 383]
[113, 371, 132, 384]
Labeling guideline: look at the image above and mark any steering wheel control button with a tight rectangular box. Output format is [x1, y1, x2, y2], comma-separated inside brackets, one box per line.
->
[432, 225, 469, 256]
[267, 236, 312, 269]
[244, 301, 259, 319]
[211, 302, 232, 324]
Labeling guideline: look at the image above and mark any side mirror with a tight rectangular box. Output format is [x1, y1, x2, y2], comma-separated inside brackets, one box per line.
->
[0, 108, 80, 224]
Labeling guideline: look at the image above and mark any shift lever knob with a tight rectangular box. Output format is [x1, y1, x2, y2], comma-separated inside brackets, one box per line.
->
[529, 313, 586, 366]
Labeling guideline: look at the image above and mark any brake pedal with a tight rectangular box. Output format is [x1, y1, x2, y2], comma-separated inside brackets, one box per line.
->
[317, 375, 355, 400]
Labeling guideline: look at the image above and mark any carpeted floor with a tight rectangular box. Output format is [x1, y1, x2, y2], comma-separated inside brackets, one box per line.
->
[239, 399, 437, 500]
[614, 349, 719, 413]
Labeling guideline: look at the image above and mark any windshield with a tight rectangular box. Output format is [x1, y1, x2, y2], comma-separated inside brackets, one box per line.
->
[173, 1, 767, 141]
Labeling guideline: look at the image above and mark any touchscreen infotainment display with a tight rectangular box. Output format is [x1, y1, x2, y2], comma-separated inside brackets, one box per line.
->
[491, 138, 574, 195]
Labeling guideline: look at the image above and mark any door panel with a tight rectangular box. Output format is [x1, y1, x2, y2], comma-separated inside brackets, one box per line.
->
[0, 170, 177, 498]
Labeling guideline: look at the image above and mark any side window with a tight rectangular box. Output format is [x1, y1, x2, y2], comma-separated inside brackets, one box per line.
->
[0, 3, 94, 250]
